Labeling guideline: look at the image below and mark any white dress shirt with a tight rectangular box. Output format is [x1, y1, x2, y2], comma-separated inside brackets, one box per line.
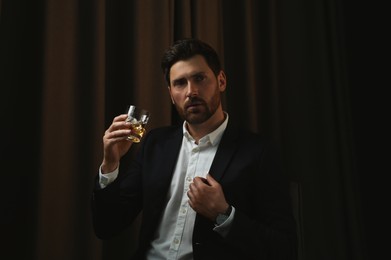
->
[99, 114, 235, 260]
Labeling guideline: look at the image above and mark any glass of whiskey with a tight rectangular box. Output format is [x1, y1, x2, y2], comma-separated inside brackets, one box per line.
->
[125, 105, 150, 143]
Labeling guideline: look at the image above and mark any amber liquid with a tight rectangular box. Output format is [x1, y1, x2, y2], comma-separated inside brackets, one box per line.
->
[127, 122, 146, 143]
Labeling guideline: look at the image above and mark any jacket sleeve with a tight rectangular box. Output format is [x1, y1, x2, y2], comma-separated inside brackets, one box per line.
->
[91, 142, 145, 239]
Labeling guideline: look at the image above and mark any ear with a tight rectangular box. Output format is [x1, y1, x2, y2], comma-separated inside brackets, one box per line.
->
[167, 86, 175, 104]
[217, 71, 227, 92]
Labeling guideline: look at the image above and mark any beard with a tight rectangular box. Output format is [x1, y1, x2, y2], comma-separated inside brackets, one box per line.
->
[175, 93, 221, 125]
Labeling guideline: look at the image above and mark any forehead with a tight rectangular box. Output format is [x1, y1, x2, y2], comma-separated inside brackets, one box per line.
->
[170, 55, 212, 80]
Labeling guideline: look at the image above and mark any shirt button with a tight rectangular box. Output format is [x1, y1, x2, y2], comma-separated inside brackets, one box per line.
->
[174, 238, 179, 244]
[186, 176, 192, 182]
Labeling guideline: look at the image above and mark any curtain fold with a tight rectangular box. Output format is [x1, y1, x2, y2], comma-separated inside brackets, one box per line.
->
[36, 0, 105, 259]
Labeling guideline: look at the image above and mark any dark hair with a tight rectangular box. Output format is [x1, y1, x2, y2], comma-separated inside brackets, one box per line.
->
[161, 38, 222, 85]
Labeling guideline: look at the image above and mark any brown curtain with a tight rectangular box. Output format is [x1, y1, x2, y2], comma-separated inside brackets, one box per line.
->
[1, 0, 373, 259]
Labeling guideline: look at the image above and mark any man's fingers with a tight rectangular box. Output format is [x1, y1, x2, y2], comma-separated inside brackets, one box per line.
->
[206, 174, 216, 183]
[206, 174, 222, 188]
[112, 114, 128, 123]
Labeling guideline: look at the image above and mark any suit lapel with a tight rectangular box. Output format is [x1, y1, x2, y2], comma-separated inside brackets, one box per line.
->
[209, 122, 240, 182]
[153, 127, 183, 192]
[142, 127, 183, 244]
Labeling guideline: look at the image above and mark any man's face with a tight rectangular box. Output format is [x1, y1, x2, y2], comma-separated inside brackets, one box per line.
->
[168, 55, 226, 125]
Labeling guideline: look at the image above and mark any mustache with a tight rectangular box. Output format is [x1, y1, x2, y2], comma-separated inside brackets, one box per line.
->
[185, 97, 206, 108]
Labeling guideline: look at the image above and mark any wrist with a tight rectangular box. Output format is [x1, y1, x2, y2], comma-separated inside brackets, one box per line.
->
[215, 204, 232, 225]
[101, 161, 118, 174]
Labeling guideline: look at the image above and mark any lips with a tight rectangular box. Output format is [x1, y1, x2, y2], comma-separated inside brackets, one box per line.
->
[186, 103, 201, 109]
[185, 102, 204, 112]
[184, 97, 206, 112]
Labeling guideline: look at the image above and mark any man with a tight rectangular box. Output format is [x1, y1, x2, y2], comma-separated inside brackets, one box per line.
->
[92, 38, 297, 259]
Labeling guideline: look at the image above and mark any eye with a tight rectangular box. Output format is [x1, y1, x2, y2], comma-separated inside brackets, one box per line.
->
[194, 74, 205, 82]
[172, 78, 187, 88]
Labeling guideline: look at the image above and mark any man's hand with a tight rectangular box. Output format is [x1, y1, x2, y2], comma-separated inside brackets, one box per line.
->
[101, 114, 134, 173]
[187, 174, 229, 221]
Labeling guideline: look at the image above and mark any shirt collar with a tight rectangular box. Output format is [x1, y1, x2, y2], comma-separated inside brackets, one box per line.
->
[182, 112, 229, 146]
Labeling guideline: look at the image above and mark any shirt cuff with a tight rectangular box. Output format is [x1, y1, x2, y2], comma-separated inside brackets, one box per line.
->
[98, 165, 119, 189]
[213, 206, 235, 237]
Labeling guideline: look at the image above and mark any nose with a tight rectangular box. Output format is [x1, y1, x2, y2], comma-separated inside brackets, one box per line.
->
[186, 82, 198, 98]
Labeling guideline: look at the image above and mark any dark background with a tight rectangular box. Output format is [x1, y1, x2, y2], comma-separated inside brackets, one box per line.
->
[343, 2, 388, 258]
[1, 0, 387, 259]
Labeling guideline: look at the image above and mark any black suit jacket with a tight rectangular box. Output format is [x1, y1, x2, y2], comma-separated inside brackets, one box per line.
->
[92, 121, 297, 260]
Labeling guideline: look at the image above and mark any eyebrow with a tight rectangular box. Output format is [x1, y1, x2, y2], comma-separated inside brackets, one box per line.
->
[171, 71, 206, 85]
